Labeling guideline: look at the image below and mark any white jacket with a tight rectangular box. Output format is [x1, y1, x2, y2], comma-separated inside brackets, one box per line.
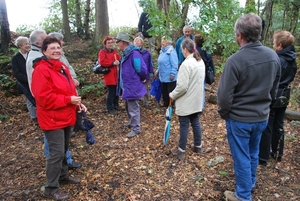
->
[170, 54, 205, 116]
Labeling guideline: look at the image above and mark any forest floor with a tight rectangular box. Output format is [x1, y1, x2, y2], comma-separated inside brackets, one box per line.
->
[0, 38, 300, 201]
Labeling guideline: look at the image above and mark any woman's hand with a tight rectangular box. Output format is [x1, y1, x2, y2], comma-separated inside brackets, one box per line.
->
[170, 75, 174, 81]
[73, 79, 80, 87]
[71, 96, 81, 105]
[78, 103, 87, 113]
[113, 60, 120, 66]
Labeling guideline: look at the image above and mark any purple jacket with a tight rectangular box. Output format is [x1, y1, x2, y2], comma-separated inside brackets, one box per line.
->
[120, 45, 147, 100]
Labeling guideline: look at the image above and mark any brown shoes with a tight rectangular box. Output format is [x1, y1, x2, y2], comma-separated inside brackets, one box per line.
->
[44, 190, 69, 200]
[59, 175, 81, 185]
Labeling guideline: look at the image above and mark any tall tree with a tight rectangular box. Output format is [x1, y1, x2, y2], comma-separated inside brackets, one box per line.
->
[61, 0, 71, 42]
[74, 0, 84, 37]
[93, 0, 109, 46]
[84, 0, 91, 39]
[0, 0, 10, 54]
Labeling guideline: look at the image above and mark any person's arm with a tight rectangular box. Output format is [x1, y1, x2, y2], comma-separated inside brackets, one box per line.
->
[217, 59, 238, 120]
[169, 62, 188, 100]
[169, 49, 178, 81]
[138, 13, 144, 33]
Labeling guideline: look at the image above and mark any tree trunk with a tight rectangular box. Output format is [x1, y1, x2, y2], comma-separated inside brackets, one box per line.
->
[0, 0, 10, 54]
[61, 0, 71, 42]
[84, 0, 91, 39]
[74, 0, 84, 38]
[262, 0, 274, 44]
[93, 0, 109, 46]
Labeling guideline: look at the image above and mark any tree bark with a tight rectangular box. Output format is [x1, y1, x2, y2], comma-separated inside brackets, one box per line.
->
[61, 0, 71, 42]
[0, 0, 10, 54]
[93, 0, 109, 46]
[74, 0, 84, 38]
[84, 0, 91, 39]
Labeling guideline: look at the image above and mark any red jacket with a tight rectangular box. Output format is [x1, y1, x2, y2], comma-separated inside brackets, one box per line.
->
[31, 58, 77, 130]
[98, 48, 121, 86]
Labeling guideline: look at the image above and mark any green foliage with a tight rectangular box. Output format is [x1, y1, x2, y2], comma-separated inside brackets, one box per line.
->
[0, 74, 15, 90]
[0, 115, 9, 121]
[192, 0, 244, 71]
[78, 82, 105, 98]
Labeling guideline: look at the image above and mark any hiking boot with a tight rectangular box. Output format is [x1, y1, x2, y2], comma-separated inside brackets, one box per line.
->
[126, 131, 139, 138]
[59, 175, 81, 184]
[224, 191, 241, 201]
[171, 148, 185, 160]
[114, 106, 124, 111]
[44, 190, 69, 200]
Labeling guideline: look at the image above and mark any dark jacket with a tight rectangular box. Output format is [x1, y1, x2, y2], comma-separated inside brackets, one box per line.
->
[276, 45, 297, 94]
[196, 46, 215, 80]
[217, 41, 281, 122]
[138, 12, 152, 38]
[12, 52, 29, 93]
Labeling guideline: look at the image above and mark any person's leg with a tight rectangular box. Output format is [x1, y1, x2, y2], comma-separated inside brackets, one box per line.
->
[44, 128, 68, 195]
[106, 85, 115, 112]
[161, 82, 169, 107]
[127, 100, 141, 134]
[272, 107, 286, 159]
[25, 96, 37, 119]
[143, 82, 150, 108]
[249, 120, 268, 189]
[178, 115, 190, 151]
[44, 134, 49, 159]
[225, 118, 253, 201]
[259, 108, 275, 162]
[147, 37, 155, 53]
[167, 81, 176, 106]
[190, 112, 202, 148]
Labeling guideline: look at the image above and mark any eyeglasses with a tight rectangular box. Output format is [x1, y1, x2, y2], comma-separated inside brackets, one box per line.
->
[48, 46, 62, 50]
[116, 40, 121, 43]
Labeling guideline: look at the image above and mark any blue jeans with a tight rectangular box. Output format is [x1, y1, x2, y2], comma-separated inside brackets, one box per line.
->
[178, 112, 202, 151]
[44, 135, 73, 164]
[226, 118, 268, 201]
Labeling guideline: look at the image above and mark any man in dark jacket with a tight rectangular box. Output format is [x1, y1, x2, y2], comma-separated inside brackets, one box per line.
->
[217, 13, 281, 201]
[138, 12, 155, 52]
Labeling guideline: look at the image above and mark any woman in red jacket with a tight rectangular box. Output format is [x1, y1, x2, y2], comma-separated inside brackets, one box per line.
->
[31, 36, 87, 200]
[98, 36, 121, 115]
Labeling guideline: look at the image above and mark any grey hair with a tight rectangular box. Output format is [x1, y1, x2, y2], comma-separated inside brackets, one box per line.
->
[29, 30, 47, 44]
[183, 25, 192, 32]
[162, 36, 172, 44]
[48, 32, 64, 40]
[15, 36, 29, 47]
[234, 13, 262, 42]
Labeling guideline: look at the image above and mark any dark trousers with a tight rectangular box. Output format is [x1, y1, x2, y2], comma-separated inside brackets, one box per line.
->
[178, 112, 202, 151]
[106, 85, 119, 111]
[161, 81, 176, 107]
[44, 127, 71, 195]
[259, 106, 286, 161]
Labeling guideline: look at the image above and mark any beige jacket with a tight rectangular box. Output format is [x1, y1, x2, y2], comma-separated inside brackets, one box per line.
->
[170, 54, 205, 116]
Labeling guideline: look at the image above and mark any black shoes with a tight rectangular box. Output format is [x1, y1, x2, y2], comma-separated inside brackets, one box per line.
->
[59, 175, 81, 184]
[70, 131, 76, 138]
[114, 106, 124, 111]
[108, 110, 117, 115]
[68, 161, 82, 170]
[270, 152, 282, 162]
[259, 160, 267, 166]
[44, 190, 69, 200]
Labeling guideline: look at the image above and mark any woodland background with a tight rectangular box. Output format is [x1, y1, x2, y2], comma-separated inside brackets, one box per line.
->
[0, 0, 300, 200]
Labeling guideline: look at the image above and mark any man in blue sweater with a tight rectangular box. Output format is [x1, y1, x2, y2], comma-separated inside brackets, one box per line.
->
[175, 25, 194, 67]
[217, 13, 281, 201]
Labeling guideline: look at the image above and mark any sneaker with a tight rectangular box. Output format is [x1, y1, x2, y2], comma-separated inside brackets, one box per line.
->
[123, 123, 131, 129]
[126, 131, 139, 138]
[193, 146, 203, 153]
[171, 148, 185, 159]
[68, 161, 82, 170]
[224, 191, 241, 201]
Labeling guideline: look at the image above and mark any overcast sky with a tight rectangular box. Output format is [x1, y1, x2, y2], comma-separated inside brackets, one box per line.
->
[6, 0, 246, 32]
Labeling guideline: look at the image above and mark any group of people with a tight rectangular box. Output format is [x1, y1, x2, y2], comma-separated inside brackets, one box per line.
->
[11, 11, 297, 201]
